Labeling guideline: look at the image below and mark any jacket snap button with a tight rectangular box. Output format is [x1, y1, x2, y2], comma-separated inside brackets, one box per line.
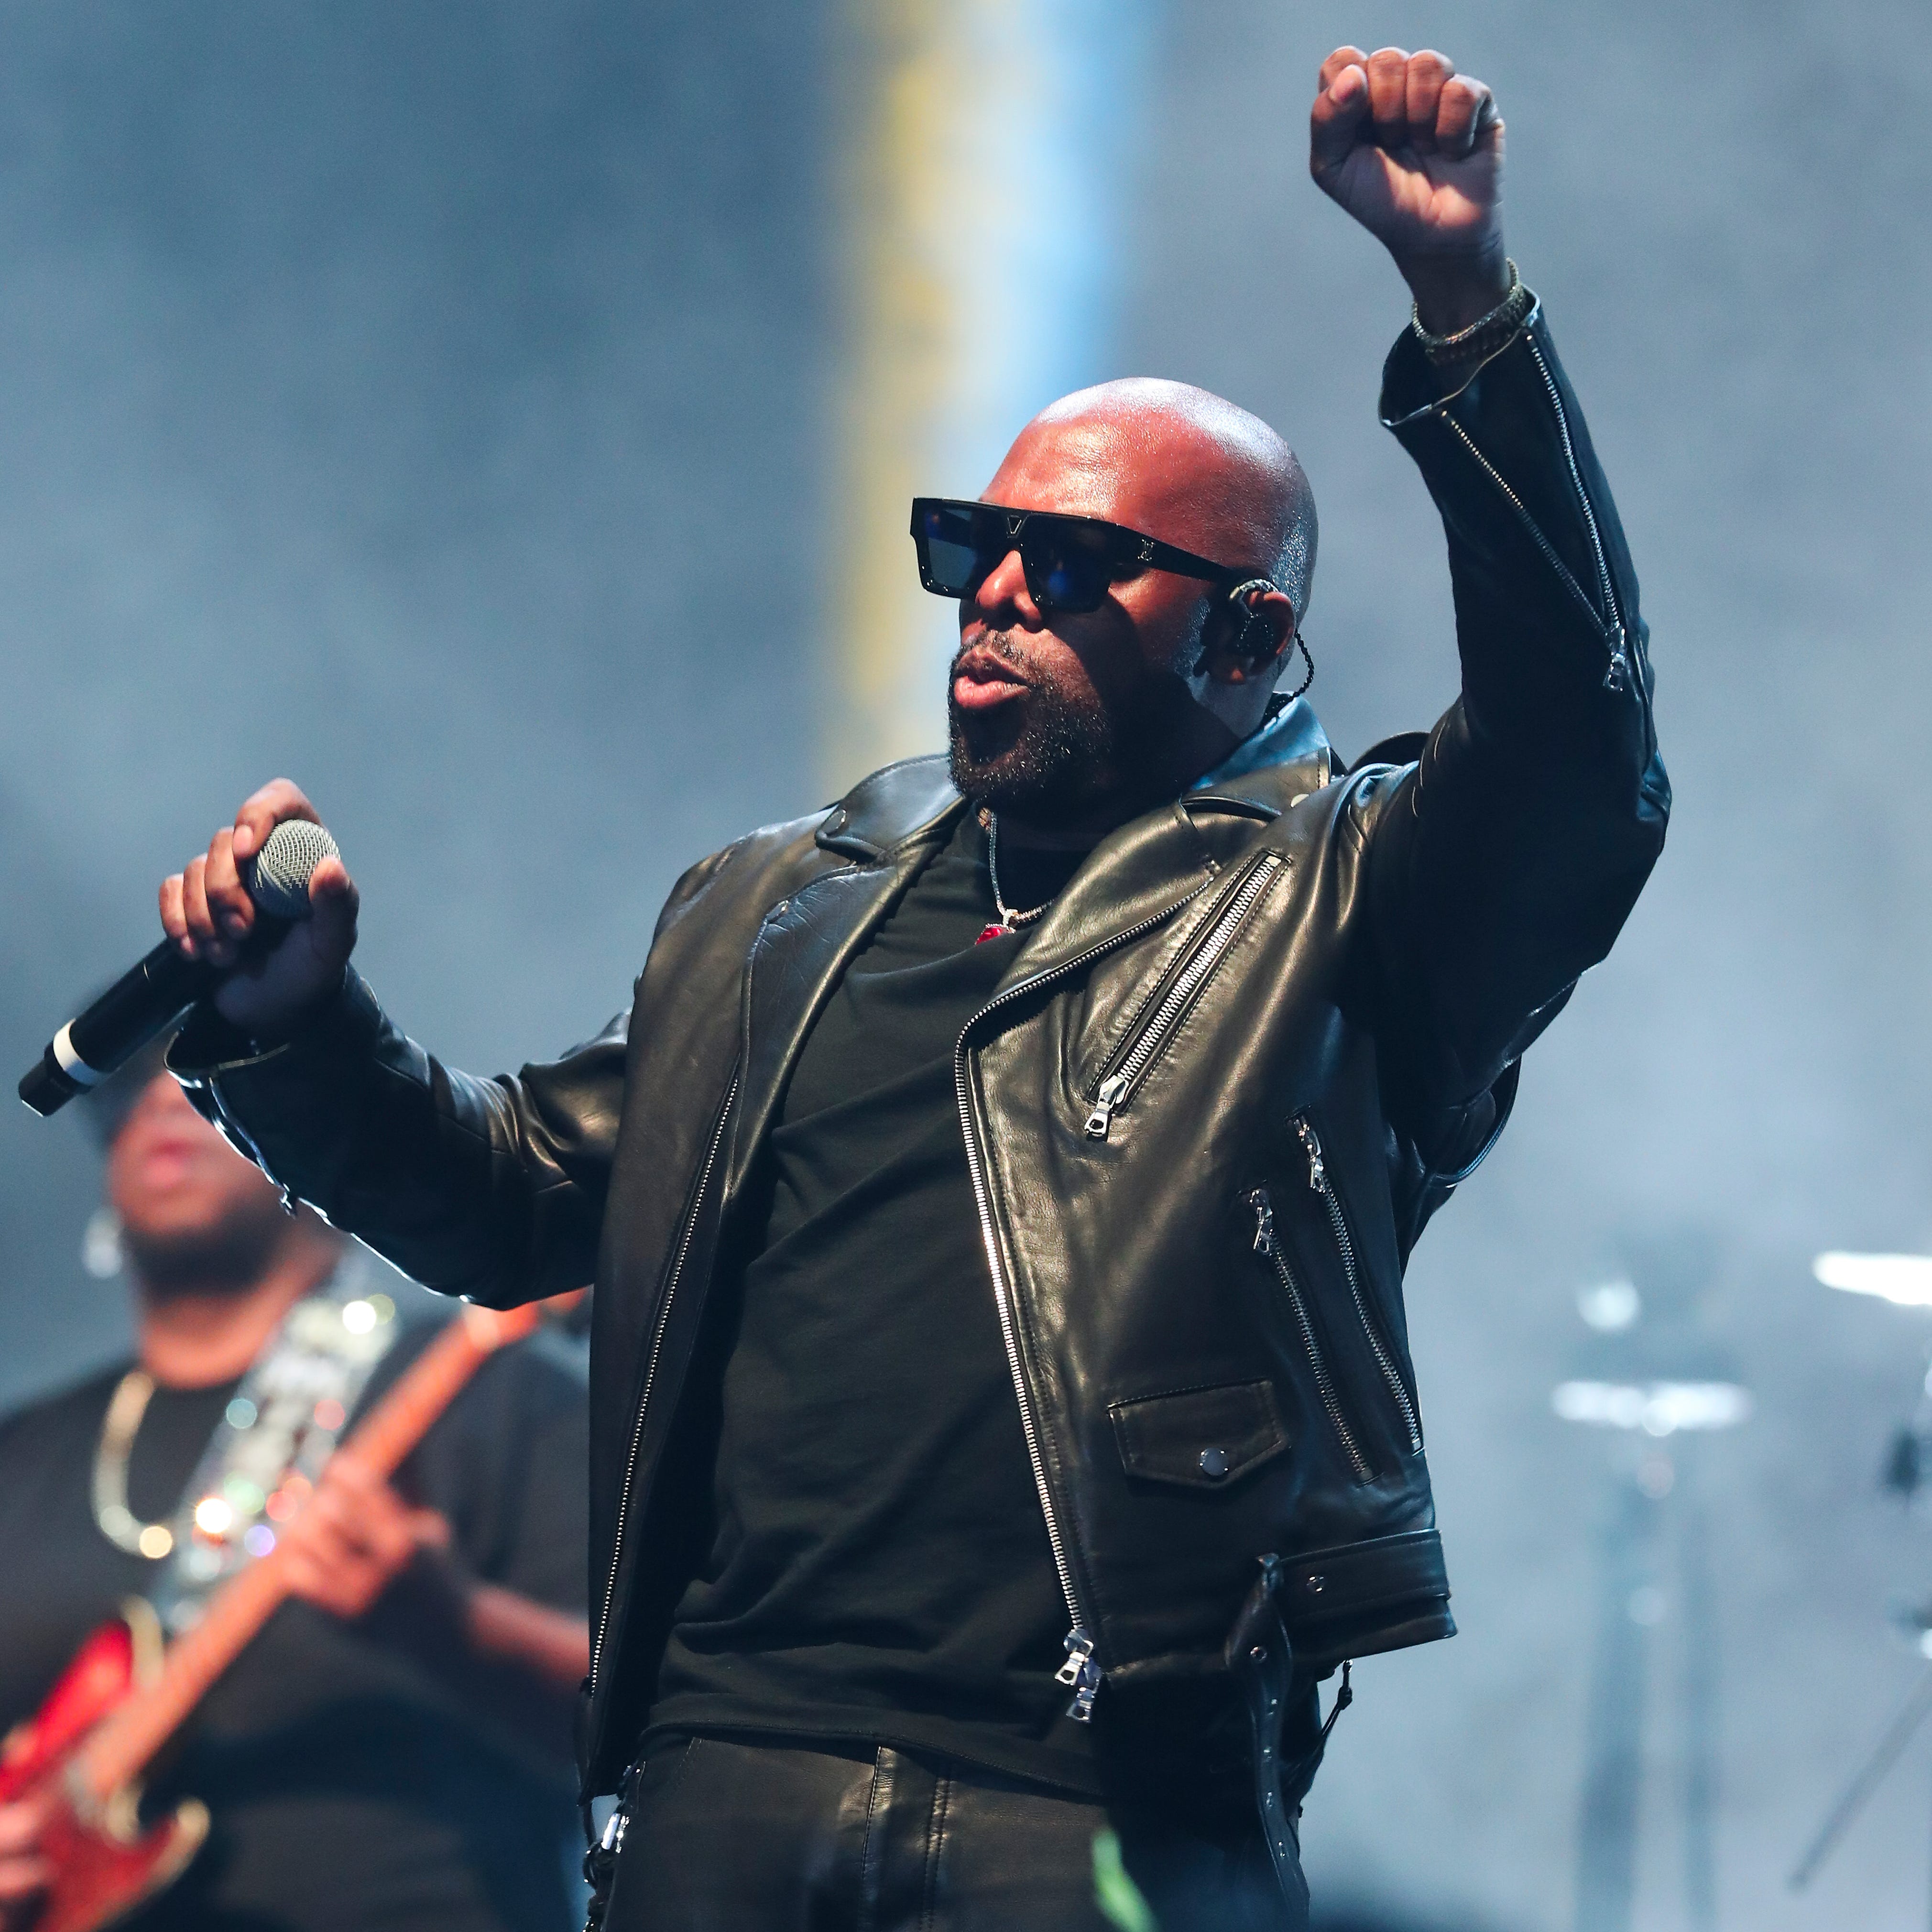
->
[1307, 1574, 1325, 1594]
[1198, 1446, 1230, 1479]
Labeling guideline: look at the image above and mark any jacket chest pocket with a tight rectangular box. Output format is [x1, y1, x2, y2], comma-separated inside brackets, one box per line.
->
[1110, 1379, 1291, 1490]
[1082, 851, 1286, 1143]
[1244, 1113, 1423, 1484]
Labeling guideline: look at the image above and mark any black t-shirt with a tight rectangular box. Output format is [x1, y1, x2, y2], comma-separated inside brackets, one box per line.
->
[0, 1315, 590, 1932]
[647, 809, 1105, 1794]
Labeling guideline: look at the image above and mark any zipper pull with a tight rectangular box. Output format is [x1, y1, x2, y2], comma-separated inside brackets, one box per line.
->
[1084, 1073, 1128, 1142]
[1603, 628, 1631, 693]
[1246, 1188, 1276, 1257]
[1294, 1116, 1329, 1194]
[1055, 1626, 1104, 1721]
[597, 1793, 629, 1856]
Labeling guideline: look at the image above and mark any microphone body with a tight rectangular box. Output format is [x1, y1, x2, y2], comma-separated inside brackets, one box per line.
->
[19, 940, 221, 1117]
[19, 819, 339, 1119]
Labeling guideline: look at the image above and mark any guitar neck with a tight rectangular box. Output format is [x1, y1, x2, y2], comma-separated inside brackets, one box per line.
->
[76, 1301, 549, 1801]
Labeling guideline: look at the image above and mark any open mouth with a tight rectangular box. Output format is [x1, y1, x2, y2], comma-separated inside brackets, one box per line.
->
[951, 650, 1030, 712]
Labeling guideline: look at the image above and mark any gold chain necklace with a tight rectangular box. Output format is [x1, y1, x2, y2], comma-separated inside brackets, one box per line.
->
[93, 1369, 177, 1561]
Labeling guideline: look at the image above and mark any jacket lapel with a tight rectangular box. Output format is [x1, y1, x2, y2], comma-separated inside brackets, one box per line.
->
[725, 710, 1337, 1189]
[988, 701, 1337, 991]
[727, 762, 964, 1200]
[728, 862, 910, 1198]
[991, 803, 1223, 992]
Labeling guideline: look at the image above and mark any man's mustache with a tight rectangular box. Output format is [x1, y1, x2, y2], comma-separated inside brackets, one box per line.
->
[949, 633, 1035, 681]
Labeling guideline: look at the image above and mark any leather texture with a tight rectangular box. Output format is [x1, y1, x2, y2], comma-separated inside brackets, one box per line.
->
[170, 316, 1669, 1842]
[1225, 1555, 1302, 1900]
[600, 1735, 1306, 1932]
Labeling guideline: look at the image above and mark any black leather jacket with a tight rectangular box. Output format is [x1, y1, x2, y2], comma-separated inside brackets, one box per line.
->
[173, 312, 1667, 1815]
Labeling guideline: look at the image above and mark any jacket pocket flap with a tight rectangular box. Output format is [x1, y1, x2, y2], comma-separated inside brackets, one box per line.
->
[1110, 1380, 1289, 1489]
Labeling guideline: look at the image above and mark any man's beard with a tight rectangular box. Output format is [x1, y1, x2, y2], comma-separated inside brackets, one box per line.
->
[123, 1202, 290, 1300]
[947, 638, 1177, 820]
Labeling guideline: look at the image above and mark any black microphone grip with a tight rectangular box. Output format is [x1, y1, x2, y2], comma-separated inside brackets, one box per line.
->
[20, 817, 339, 1119]
[19, 914, 293, 1120]
[18, 941, 211, 1116]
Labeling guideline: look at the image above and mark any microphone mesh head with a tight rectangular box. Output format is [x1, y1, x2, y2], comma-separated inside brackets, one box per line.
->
[244, 820, 341, 920]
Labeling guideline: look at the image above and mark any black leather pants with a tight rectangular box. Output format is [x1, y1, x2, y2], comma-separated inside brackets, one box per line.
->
[600, 1734, 1306, 1932]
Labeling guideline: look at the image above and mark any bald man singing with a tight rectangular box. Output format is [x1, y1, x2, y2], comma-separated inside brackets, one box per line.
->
[156, 48, 1666, 1932]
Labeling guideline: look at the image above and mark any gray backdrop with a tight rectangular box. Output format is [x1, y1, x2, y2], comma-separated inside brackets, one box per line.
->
[2, 4, 1929, 1929]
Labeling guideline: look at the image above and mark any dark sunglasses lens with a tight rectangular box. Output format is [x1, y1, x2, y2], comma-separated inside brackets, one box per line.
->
[1027, 522, 1113, 613]
[919, 504, 993, 596]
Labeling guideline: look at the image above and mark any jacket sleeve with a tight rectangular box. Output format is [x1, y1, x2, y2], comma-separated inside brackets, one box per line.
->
[1356, 306, 1670, 1172]
[166, 845, 735, 1308]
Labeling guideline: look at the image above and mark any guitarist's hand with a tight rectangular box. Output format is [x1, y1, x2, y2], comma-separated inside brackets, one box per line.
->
[0, 1795, 49, 1931]
[283, 1449, 588, 1756]
[279, 1455, 454, 1621]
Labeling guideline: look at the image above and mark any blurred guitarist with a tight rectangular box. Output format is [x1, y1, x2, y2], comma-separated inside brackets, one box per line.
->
[0, 1044, 592, 1932]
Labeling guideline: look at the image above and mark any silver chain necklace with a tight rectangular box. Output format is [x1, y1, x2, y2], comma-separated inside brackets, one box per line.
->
[981, 812, 1052, 941]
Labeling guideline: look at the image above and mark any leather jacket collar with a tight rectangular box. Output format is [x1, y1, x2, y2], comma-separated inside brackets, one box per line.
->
[813, 695, 1335, 867]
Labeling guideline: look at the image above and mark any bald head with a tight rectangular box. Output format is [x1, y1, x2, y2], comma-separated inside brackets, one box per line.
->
[996, 378, 1317, 622]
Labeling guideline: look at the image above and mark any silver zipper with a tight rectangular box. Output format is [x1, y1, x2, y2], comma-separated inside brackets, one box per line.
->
[1523, 334, 1629, 692]
[1056, 1628, 1103, 1721]
[956, 886, 1210, 1717]
[1246, 1186, 1373, 1484]
[1434, 411, 1631, 695]
[1083, 853, 1284, 1141]
[589, 1070, 740, 1695]
[1292, 1117, 1422, 1455]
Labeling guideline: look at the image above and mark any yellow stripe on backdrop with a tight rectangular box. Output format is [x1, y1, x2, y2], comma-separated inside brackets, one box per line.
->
[822, 0, 1153, 795]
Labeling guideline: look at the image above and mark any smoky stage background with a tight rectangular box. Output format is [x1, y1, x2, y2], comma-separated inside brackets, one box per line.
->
[1, 3, 1928, 1927]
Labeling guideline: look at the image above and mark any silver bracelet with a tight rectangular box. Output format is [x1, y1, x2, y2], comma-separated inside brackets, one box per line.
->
[1410, 259, 1531, 366]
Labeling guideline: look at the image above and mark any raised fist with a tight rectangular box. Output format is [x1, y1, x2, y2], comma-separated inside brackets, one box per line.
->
[1310, 45, 1509, 334]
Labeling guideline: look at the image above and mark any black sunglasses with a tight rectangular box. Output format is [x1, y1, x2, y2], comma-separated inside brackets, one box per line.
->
[910, 496, 1248, 616]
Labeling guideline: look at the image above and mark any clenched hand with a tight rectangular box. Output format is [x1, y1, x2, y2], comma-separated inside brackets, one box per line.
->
[159, 778, 359, 1039]
[1310, 45, 1510, 334]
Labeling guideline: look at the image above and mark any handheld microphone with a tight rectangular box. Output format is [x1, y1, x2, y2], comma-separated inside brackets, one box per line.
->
[18, 820, 341, 1119]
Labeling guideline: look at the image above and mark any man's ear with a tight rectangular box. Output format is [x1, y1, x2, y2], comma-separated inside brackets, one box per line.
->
[1197, 581, 1297, 686]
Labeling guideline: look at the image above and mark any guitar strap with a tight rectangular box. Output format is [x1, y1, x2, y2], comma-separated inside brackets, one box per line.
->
[149, 1250, 405, 1635]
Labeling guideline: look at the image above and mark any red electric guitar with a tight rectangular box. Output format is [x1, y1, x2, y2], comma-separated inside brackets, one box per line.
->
[0, 1290, 584, 1932]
